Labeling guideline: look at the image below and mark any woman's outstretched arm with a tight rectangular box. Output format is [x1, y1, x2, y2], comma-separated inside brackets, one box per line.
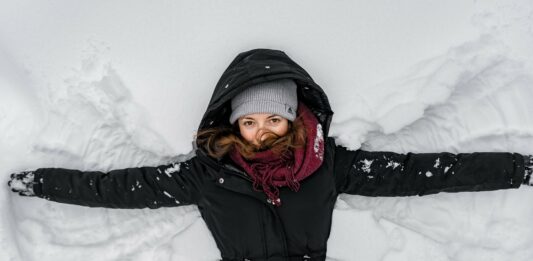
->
[333, 139, 531, 196]
[7, 157, 205, 209]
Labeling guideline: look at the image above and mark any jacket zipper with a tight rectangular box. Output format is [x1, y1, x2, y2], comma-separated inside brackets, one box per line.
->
[270, 209, 289, 260]
[260, 208, 268, 258]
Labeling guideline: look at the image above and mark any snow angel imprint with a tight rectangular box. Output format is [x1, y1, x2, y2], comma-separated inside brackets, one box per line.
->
[8, 48, 533, 261]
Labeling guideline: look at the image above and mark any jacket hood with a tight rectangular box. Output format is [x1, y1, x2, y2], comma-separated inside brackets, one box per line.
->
[196, 48, 333, 150]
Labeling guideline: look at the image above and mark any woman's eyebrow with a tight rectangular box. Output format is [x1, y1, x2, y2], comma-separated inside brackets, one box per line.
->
[242, 115, 279, 120]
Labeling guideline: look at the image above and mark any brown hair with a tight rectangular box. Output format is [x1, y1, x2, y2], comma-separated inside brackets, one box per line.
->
[195, 115, 307, 160]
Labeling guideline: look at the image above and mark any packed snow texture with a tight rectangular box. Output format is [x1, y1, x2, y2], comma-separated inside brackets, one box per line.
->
[1, 0, 533, 260]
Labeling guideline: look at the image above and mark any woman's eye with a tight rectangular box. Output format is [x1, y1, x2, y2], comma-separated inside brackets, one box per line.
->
[271, 118, 280, 123]
[243, 121, 253, 126]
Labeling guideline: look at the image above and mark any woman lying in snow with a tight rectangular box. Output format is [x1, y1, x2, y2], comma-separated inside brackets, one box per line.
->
[8, 48, 533, 261]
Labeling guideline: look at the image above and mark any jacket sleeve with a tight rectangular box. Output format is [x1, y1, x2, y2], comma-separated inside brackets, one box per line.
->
[32, 156, 203, 209]
[333, 141, 526, 197]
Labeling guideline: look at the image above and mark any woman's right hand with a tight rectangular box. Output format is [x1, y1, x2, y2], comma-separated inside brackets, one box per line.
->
[7, 171, 37, 196]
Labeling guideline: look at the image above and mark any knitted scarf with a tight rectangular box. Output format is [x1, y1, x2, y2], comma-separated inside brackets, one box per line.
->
[229, 102, 325, 206]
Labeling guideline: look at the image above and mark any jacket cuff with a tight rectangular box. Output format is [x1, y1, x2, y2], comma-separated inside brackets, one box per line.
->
[522, 155, 533, 186]
[32, 169, 44, 197]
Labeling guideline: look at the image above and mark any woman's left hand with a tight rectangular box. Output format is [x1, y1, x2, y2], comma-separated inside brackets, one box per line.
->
[7, 171, 37, 196]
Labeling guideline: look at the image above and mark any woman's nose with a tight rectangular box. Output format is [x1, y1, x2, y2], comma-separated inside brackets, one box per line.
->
[257, 129, 264, 138]
[256, 128, 268, 140]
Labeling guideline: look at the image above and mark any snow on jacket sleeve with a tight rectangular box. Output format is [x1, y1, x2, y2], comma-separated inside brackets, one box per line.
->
[32, 157, 203, 209]
[333, 143, 526, 197]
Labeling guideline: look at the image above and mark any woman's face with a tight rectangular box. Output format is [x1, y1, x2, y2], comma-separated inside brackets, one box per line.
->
[237, 113, 289, 147]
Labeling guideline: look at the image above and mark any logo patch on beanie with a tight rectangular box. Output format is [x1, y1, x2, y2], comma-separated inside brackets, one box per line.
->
[286, 105, 294, 115]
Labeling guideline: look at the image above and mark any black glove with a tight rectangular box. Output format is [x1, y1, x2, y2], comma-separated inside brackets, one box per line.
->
[7, 171, 37, 196]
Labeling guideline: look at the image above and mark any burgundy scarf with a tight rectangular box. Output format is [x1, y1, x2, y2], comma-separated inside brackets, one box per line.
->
[229, 102, 325, 206]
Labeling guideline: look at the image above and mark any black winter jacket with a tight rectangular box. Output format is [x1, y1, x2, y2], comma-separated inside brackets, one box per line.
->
[32, 49, 527, 261]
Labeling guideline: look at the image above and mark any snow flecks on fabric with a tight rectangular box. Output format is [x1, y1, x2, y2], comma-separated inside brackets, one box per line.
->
[131, 180, 142, 191]
[360, 159, 374, 173]
[380, 155, 403, 171]
[434, 158, 440, 168]
[386, 161, 401, 170]
[163, 191, 173, 198]
[418, 170, 434, 177]
[164, 163, 181, 177]
[162, 190, 180, 204]
[314, 123, 324, 161]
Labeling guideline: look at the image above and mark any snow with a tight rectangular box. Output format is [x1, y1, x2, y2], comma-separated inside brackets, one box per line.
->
[360, 159, 375, 174]
[386, 161, 401, 170]
[434, 158, 441, 168]
[164, 163, 181, 177]
[314, 123, 324, 160]
[1, 0, 533, 260]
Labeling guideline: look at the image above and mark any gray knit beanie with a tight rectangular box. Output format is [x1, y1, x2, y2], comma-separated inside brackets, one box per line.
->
[229, 79, 298, 124]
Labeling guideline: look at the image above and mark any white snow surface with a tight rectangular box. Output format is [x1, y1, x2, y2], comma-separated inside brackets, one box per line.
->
[1, 0, 533, 260]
